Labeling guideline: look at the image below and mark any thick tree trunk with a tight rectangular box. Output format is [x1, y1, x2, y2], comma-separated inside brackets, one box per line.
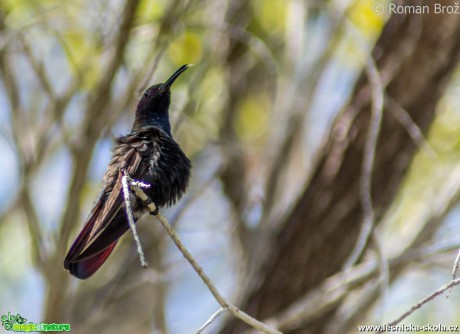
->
[221, 2, 460, 333]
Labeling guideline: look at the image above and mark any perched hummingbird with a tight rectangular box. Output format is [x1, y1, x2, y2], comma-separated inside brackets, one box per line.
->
[64, 65, 192, 279]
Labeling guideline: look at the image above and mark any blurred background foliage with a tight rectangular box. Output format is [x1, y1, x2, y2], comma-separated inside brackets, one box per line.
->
[1, 0, 460, 333]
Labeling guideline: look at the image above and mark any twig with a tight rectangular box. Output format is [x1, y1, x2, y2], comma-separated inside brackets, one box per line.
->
[452, 249, 460, 281]
[121, 171, 148, 268]
[154, 206, 281, 334]
[378, 278, 460, 333]
[19, 34, 56, 101]
[124, 174, 282, 334]
[386, 94, 436, 158]
[345, 56, 384, 268]
[448, 249, 460, 298]
[371, 230, 390, 316]
[157, 217, 281, 333]
[196, 307, 227, 334]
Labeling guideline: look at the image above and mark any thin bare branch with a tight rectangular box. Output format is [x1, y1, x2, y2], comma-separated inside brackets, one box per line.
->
[121, 171, 148, 268]
[19, 34, 56, 101]
[378, 278, 460, 333]
[345, 56, 384, 268]
[125, 176, 282, 334]
[371, 230, 390, 314]
[196, 308, 227, 334]
[452, 249, 460, 280]
[386, 94, 437, 158]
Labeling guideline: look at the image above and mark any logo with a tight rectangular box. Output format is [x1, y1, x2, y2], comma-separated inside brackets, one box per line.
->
[1, 312, 71, 332]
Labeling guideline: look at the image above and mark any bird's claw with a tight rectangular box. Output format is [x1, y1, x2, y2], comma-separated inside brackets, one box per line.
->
[151, 207, 159, 216]
[131, 180, 151, 188]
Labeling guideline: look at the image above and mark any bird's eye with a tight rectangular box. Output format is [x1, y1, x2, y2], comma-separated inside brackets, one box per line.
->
[144, 91, 149, 97]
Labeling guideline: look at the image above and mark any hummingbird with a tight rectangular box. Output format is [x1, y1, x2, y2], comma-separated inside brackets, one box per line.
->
[64, 65, 192, 279]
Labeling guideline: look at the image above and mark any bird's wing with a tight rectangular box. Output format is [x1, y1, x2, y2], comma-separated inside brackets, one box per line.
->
[64, 143, 149, 278]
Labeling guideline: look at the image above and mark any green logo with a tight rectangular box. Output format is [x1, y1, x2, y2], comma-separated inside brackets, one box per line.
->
[1, 312, 71, 332]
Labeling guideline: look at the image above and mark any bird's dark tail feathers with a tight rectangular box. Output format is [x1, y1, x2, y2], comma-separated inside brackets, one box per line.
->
[64, 241, 118, 279]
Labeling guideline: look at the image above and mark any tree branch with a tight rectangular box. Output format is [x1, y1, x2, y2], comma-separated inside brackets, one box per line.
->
[123, 174, 282, 334]
[196, 308, 227, 334]
[344, 56, 384, 268]
[121, 171, 148, 267]
[378, 278, 460, 333]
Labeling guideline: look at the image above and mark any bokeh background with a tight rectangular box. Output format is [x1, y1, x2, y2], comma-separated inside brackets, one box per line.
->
[2, 0, 460, 333]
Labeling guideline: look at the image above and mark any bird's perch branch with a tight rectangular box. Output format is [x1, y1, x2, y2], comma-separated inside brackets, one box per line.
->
[122, 173, 282, 334]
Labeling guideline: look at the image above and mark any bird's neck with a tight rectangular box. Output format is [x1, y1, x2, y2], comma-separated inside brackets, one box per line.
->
[132, 112, 172, 136]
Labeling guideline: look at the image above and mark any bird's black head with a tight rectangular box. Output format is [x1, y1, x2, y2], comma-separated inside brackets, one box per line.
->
[133, 64, 190, 136]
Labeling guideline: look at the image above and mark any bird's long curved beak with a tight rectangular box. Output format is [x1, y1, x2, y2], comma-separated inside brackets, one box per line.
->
[161, 64, 190, 90]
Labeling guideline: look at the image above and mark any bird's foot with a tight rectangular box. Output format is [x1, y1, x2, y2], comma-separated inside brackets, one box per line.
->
[136, 192, 159, 215]
[124, 176, 157, 215]
[151, 206, 159, 216]
[131, 180, 151, 189]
